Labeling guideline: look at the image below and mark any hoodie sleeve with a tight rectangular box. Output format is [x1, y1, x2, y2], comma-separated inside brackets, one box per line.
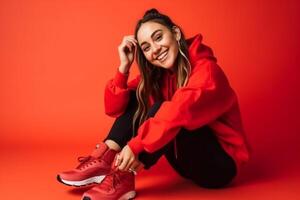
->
[127, 60, 237, 155]
[104, 67, 140, 118]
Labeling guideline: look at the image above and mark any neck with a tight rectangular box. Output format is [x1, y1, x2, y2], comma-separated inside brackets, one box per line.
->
[167, 66, 176, 75]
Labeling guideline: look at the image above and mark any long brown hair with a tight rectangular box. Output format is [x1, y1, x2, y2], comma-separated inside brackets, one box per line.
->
[132, 8, 192, 136]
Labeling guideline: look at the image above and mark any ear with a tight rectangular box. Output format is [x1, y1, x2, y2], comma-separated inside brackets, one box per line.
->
[172, 26, 181, 41]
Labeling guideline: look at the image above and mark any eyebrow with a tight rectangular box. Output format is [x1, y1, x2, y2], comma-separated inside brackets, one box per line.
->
[139, 29, 162, 47]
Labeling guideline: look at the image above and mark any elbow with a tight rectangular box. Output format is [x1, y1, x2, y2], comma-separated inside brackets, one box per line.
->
[104, 108, 124, 118]
[103, 97, 128, 118]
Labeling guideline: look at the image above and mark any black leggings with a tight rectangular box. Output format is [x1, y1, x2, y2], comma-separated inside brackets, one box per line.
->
[104, 90, 237, 188]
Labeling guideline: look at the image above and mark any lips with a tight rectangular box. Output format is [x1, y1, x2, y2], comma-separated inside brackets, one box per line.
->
[157, 50, 168, 61]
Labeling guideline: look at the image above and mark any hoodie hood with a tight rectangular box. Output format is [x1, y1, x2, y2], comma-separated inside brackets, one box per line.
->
[186, 33, 217, 64]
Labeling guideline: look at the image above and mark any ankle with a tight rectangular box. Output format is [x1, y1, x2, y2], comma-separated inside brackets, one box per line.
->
[104, 140, 121, 152]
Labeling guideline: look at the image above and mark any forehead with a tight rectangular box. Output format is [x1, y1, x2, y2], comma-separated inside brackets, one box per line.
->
[137, 22, 169, 44]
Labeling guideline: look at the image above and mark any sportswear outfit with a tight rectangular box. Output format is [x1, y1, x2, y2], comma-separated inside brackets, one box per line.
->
[104, 33, 251, 181]
[57, 33, 251, 199]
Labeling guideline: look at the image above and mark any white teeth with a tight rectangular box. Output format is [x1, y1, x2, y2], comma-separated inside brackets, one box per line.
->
[157, 51, 167, 60]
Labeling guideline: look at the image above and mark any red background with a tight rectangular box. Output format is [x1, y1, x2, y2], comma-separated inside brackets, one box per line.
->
[1, 0, 299, 199]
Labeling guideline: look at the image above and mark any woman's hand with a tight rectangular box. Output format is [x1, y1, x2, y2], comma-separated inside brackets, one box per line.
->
[118, 35, 138, 73]
[115, 145, 136, 171]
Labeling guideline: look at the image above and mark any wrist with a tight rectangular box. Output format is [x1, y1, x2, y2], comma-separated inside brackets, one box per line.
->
[118, 65, 130, 75]
[114, 67, 129, 89]
[128, 138, 144, 156]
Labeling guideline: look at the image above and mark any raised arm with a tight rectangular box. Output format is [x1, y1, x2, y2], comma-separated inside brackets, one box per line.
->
[104, 35, 139, 117]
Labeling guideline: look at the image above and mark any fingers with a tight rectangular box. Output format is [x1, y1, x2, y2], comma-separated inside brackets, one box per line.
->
[114, 154, 121, 167]
[130, 160, 140, 171]
[124, 157, 135, 171]
[116, 145, 136, 171]
[124, 41, 136, 53]
[131, 159, 144, 173]
[118, 154, 135, 171]
[121, 35, 138, 52]
[128, 160, 142, 175]
[125, 35, 138, 44]
[127, 38, 138, 49]
[126, 42, 135, 52]
[118, 156, 129, 171]
[120, 40, 134, 53]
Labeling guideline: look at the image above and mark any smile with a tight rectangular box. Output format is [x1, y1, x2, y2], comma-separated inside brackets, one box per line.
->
[157, 50, 168, 62]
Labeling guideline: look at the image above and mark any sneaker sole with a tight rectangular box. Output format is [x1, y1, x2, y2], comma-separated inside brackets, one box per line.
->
[82, 191, 136, 200]
[119, 191, 136, 200]
[57, 175, 105, 187]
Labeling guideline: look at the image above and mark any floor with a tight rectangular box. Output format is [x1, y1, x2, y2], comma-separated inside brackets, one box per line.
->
[1, 142, 299, 200]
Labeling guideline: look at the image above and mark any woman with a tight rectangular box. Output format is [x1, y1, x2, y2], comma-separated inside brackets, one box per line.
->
[57, 8, 251, 200]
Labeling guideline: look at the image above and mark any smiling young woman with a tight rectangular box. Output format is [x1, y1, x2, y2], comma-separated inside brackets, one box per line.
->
[137, 22, 181, 71]
[57, 8, 251, 200]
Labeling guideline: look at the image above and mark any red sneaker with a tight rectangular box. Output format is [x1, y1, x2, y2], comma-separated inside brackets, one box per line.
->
[57, 142, 118, 187]
[81, 160, 136, 200]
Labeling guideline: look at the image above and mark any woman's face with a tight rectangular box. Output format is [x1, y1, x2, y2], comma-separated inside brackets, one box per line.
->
[137, 21, 181, 71]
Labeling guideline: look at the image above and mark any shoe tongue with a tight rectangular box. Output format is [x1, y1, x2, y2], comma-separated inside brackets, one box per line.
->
[91, 142, 108, 158]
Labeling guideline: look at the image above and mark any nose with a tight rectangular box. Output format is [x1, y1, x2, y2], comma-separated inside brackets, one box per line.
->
[152, 43, 162, 56]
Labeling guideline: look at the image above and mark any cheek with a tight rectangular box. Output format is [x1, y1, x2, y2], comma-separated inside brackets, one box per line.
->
[144, 53, 155, 63]
[168, 45, 177, 59]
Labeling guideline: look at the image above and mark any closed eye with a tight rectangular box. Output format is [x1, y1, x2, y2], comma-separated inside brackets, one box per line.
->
[143, 46, 150, 51]
[142, 34, 163, 52]
[156, 35, 162, 41]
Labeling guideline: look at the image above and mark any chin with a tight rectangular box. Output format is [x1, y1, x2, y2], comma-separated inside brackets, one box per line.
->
[163, 59, 175, 69]
[157, 63, 172, 70]
[162, 65, 173, 70]
[152, 53, 176, 69]
[161, 57, 176, 69]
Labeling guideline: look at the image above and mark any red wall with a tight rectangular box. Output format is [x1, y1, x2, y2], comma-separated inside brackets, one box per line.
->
[1, 0, 300, 176]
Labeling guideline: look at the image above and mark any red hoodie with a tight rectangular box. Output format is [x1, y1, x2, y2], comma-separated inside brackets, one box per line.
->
[104, 33, 251, 177]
